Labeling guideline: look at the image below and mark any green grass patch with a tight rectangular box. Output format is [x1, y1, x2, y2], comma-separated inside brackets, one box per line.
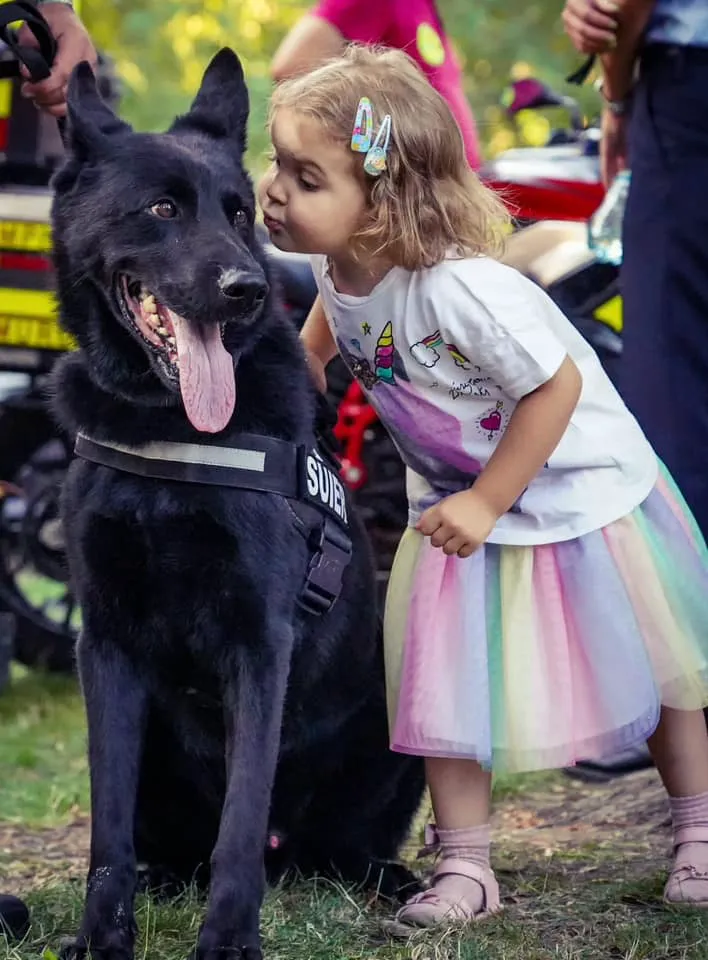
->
[0, 667, 87, 826]
[2, 671, 708, 959]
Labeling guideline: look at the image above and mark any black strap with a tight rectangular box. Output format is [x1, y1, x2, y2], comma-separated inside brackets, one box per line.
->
[74, 431, 349, 530]
[297, 516, 352, 616]
[0, 1, 56, 81]
[566, 54, 596, 86]
[75, 432, 301, 497]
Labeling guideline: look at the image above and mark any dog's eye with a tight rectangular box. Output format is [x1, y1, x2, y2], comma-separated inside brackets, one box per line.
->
[233, 209, 248, 229]
[149, 200, 178, 220]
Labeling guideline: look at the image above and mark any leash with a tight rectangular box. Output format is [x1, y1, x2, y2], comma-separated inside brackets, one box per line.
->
[0, 1, 56, 81]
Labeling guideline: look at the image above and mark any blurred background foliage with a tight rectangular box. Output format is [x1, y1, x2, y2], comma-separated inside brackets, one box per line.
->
[80, 0, 602, 172]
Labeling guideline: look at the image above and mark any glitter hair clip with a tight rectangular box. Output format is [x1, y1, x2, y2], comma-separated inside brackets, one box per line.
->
[350, 97, 392, 177]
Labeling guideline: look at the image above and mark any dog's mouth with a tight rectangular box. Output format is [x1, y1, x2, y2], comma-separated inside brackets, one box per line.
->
[118, 275, 236, 434]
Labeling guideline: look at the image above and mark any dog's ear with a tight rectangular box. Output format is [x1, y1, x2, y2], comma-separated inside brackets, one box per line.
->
[170, 48, 249, 150]
[66, 61, 131, 159]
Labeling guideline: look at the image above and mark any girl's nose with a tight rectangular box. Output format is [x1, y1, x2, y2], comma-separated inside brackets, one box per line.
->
[262, 166, 286, 206]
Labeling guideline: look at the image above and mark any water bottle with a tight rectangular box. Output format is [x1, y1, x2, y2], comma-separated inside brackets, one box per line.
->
[588, 169, 631, 266]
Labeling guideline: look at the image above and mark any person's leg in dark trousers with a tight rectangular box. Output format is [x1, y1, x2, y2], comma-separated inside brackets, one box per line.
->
[567, 46, 708, 783]
[622, 45, 708, 536]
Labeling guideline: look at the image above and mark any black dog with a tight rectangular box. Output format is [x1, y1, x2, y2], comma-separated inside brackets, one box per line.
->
[50, 50, 424, 960]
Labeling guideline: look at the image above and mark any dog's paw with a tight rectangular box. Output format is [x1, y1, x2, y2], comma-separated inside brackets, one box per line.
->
[59, 934, 134, 960]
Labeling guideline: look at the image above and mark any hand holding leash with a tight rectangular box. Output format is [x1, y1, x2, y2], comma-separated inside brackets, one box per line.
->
[0, 0, 96, 116]
[0, 0, 56, 81]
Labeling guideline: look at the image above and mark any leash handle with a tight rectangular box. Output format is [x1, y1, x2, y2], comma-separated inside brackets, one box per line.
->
[0, 0, 57, 82]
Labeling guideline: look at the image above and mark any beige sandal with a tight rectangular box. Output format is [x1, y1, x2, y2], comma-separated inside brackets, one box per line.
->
[383, 857, 501, 937]
[664, 826, 708, 908]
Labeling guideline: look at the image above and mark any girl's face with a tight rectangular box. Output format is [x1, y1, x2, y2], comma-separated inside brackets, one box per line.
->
[259, 108, 368, 259]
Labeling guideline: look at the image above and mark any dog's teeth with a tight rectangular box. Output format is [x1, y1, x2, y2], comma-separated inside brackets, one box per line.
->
[142, 296, 157, 314]
[157, 326, 168, 336]
[167, 336, 176, 347]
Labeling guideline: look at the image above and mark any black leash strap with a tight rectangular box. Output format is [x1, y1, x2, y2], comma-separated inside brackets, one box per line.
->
[566, 54, 596, 86]
[0, 0, 56, 81]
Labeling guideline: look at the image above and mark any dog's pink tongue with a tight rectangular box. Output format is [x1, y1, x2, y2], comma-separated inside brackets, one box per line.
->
[166, 309, 235, 433]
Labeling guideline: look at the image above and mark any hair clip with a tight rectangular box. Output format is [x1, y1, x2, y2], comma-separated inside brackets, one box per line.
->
[351, 97, 373, 152]
[363, 114, 392, 177]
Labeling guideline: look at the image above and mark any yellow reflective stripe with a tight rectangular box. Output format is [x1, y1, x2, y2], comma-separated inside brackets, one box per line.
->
[0, 80, 11, 118]
[1, 287, 56, 317]
[0, 220, 53, 252]
[594, 295, 623, 334]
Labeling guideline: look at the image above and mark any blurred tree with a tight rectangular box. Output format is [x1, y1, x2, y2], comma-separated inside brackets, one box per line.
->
[81, 0, 602, 170]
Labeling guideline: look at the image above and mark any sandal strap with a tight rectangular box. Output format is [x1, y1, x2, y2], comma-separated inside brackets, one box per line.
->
[416, 823, 441, 860]
[433, 857, 501, 914]
[670, 862, 708, 881]
[674, 826, 708, 849]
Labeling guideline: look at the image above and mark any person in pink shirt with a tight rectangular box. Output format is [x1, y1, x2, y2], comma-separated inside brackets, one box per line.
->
[271, 0, 481, 169]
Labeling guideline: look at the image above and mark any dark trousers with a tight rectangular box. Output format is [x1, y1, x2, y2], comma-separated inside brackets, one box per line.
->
[621, 43, 708, 538]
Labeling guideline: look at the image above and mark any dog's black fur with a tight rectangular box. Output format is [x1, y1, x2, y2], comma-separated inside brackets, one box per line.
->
[50, 50, 424, 960]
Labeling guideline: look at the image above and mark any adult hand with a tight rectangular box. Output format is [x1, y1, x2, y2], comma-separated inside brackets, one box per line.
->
[17, 3, 97, 117]
[601, 108, 628, 186]
[562, 0, 620, 54]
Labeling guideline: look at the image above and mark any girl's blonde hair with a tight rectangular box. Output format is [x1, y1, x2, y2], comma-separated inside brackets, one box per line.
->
[269, 44, 509, 271]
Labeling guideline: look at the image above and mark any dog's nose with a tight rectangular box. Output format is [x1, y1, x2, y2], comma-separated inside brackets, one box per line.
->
[218, 268, 268, 313]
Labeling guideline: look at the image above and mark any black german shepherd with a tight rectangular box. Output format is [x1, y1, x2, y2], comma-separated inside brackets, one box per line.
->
[50, 50, 424, 960]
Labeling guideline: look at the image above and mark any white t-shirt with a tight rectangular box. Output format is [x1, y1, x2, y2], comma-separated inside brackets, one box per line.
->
[312, 254, 658, 546]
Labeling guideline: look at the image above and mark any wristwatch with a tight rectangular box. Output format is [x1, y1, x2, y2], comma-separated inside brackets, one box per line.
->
[598, 83, 633, 117]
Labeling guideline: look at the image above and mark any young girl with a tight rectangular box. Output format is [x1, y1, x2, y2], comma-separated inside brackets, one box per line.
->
[259, 45, 708, 931]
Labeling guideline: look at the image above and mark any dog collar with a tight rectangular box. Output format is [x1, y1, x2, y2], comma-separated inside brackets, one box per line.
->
[74, 432, 349, 529]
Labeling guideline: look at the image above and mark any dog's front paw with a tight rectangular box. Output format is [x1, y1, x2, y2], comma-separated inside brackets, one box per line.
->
[59, 931, 134, 960]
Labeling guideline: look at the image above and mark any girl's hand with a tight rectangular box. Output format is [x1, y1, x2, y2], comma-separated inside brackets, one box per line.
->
[416, 489, 498, 558]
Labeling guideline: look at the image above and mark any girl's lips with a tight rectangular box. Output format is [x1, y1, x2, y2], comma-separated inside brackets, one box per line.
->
[263, 214, 284, 232]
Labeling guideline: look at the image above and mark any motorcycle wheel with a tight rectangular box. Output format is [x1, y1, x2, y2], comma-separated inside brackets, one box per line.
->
[0, 404, 77, 674]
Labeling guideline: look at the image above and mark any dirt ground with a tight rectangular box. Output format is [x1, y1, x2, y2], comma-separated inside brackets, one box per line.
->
[0, 767, 671, 891]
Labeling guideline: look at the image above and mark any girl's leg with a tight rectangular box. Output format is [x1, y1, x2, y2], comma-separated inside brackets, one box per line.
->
[648, 706, 708, 905]
[426, 756, 492, 827]
[391, 757, 499, 931]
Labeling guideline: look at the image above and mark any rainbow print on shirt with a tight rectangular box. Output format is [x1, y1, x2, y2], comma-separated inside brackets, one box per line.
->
[410, 330, 471, 369]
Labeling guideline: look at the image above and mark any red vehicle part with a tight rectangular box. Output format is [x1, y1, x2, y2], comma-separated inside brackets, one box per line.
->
[333, 381, 378, 491]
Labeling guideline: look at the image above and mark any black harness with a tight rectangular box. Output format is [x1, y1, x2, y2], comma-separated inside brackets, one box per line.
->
[74, 432, 353, 616]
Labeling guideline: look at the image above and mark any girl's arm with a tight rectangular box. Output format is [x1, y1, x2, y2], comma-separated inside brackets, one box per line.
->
[472, 356, 582, 518]
[300, 294, 338, 393]
[418, 356, 582, 555]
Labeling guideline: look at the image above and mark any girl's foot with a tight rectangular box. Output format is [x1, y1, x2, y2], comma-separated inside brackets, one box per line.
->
[382, 857, 501, 937]
[664, 828, 708, 907]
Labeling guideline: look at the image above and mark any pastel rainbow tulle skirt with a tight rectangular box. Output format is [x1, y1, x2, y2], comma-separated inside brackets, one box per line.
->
[383, 467, 708, 773]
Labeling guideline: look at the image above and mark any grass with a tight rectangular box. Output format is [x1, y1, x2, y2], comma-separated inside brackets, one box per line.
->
[0, 667, 87, 826]
[2, 668, 708, 959]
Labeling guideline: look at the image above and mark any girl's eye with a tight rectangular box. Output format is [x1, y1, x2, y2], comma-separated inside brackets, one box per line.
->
[233, 209, 248, 229]
[299, 178, 319, 192]
[149, 199, 178, 219]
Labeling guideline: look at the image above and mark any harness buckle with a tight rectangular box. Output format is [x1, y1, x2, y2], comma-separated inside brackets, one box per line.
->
[298, 517, 353, 616]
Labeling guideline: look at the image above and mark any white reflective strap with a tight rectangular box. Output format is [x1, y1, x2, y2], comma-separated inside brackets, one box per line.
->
[76, 434, 267, 473]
